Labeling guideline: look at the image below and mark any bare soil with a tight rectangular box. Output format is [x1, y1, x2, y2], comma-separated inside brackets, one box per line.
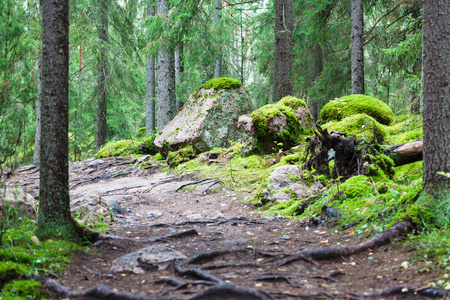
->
[8, 157, 446, 299]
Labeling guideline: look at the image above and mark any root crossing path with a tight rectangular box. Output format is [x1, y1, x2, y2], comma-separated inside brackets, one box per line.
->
[9, 157, 447, 299]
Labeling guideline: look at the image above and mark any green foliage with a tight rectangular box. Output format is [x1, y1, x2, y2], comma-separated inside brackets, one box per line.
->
[200, 77, 242, 90]
[320, 95, 394, 125]
[339, 175, 372, 198]
[135, 134, 159, 155]
[1, 280, 49, 299]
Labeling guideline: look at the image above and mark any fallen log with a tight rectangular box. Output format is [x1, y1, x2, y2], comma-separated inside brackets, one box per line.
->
[385, 140, 423, 167]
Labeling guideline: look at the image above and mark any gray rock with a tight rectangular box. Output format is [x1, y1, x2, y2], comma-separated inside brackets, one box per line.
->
[154, 86, 253, 155]
[0, 187, 37, 219]
[106, 200, 123, 214]
[110, 245, 187, 274]
[70, 194, 113, 225]
[258, 165, 322, 204]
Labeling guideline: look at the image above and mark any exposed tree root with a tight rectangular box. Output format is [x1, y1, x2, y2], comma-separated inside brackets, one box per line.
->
[95, 229, 198, 244]
[175, 178, 219, 192]
[356, 285, 447, 298]
[277, 221, 413, 265]
[35, 277, 272, 300]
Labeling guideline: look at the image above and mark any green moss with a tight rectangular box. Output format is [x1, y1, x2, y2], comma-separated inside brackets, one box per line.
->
[340, 175, 372, 198]
[0, 262, 27, 282]
[2, 280, 50, 299]
[200, 77, 242, 90]
[323, 114, 389, 143]
[364, 154, 395, 179]
[387, 129, 423, 145]
[321, 94, 394, 125]
[136, 127, 146, 138]
[167, 145, 196, 167]
[153, 153, 164, 161]
[135, 134, 159, 155]
[94, 140, 139, 158]
[249, 96, 313, 153]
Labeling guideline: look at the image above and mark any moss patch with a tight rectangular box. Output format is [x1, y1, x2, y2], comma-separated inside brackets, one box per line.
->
[1, 280, 49, 299]
[340, 175, 372, 198]
[249, 96, 313, 153]
[323, 113, 389, 143]
[321, 94, 394, 125]
[167, 145, 197, 167]
[200, 77, 242, 90]
[94, 140, 139, 158]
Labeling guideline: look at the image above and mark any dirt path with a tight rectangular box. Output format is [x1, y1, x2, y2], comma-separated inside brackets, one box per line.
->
[9, 157, 445, 299]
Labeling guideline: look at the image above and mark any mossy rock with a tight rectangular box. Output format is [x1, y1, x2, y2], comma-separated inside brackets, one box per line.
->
[200, 77, 242, 90]
[321, 94, 394, 125]
[135, 134, 159, 155]
[340, 175, 372, 198]
[249, 96, 313, 153]
[167, 145, 196, 167]
[94, 140, 139, 158]
[323, 113, 389, 143]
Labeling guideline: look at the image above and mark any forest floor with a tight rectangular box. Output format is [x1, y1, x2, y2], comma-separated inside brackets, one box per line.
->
[9, 156, 447, 299]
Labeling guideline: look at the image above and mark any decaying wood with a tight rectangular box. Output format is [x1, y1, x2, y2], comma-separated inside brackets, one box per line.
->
[385, 140, 423, 166]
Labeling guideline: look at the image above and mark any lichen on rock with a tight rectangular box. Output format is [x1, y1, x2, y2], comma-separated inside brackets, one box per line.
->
[320, 94, 394, 125]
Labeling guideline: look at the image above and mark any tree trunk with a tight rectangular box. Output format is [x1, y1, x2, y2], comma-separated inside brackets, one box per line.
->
[175, 43, 183, 111]
[33, 60, 42, 164]
[146, 6, 156, 135]
[351, 0, 364, 95]
[272, 0, 293, 103]
[36, 0, 96, 243]
[156, 0, 175, 131]
[96, 0, 108, 149]
[421, 1, 450, 197]
[214, 0, 222, 78]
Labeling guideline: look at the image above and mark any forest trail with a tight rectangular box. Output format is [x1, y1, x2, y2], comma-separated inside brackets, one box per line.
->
[10, 157, 444, 299]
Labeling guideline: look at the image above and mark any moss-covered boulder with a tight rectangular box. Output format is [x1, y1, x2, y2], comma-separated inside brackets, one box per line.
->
[167, 145, 196, 167]
[323, 113, 389, 143]
[154, 78, 253, 156]
[320, 94, 394, 125]
[238, 96, 315, 153]
[94, 140, 139, 158]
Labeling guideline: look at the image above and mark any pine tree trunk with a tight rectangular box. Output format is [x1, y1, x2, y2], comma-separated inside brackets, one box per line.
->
[33, 60, 42, 164]
[214, 0, 222, 78]
[422, 0, 450, 197]
[146, 6, 156, 135]
[96, 0, 108, 149]
[156, 0, 175, 131]
[175, 44, 182, 111]
[351, 0, 364, 94]
[272, 0, 293, 103]
[36, 0, 94, 243]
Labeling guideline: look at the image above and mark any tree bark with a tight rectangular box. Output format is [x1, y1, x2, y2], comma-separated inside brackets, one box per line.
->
[175, 43, 183, 111]
[422, 0, 450, 196]
[214, 0, 222, 78]
[272, 0, 293, 103]
[96, 0, 109, 149]
[36, 0, 96, 243]
[156, 0, 175, 131]
[351, 0, 364, 95]
[33, 60, 42, 164]
[146, 6, 156, 135]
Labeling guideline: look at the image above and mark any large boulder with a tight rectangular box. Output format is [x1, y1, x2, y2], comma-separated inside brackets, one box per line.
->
[320, 94, 394, 125]
[154, 78, 253, 155]
[0, 187, 37, 219]
[238, 96, 315, 153]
